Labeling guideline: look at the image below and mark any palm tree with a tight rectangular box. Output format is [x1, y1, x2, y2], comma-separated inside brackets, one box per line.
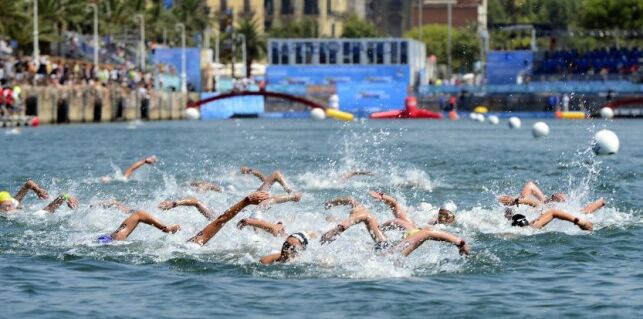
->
[237, 15, 265, 77]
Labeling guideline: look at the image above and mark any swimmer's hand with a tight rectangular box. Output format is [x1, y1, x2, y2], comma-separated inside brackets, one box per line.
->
[292, 192, 303, 202]
[163, 224, 181, 234]
[158, 200, 179, 210]
[498, 195, 518, 206]
[368, 191, 385, 201]
[320, 226, 343, 245]
[459, 243, 470, 256]
[66, 196, 79, 209]
[144, 156, 157, 165]
[236, 218, 249, 230]
[246, 191, 270, 205]
[239, 166, 253, 174]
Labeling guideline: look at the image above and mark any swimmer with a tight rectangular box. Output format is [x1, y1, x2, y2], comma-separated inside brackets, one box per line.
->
[320, 196, 469, 256]
[158, 192, 302, 220]
[236, 217, 318, 265]
[504, 207, 594, 231]
[498, 181, 606, 214]
[189, 180, 222, 193]
[101, 155, 157, 182]
[97, 209, 181, 244]
[187, 191, 271, 245]
[240, 167, 294, 193]
[1, 180, 78, 213]
[341, 170, 376, 181]
[369, 191, 458, 227]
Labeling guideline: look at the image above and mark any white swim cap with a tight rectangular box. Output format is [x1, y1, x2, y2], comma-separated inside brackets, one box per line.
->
[440, 201, 458, 214]
[290, 232, 309, 247]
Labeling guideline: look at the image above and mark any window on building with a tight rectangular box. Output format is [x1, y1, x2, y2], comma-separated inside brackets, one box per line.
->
[271, 42, 279, 64]
[329, 42, 338, 64]
[366, 42, 374, 64]
[327, 0, 332, 14]
[343, 42, 351, 64]
[331, 23, 336, 37]
[304, 0, 319, 15]
[400, 41, 408, 64]
[220, 0, 227, 12]
[376, 42, 384, 64]
[391, 41, 398, 64]
[265, 0, 273, 15]
[282, 0, 294, 14]
[352, 42, 361, 64]
[295, 43, 303, 64]
[319, 43, 327, 64]
[281, 43, 289, 64]
[304, 42, 314, 64]
[243, 0, 251, 13]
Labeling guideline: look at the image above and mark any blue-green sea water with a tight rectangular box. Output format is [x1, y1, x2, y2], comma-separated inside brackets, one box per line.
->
[1, 119, 642, 318]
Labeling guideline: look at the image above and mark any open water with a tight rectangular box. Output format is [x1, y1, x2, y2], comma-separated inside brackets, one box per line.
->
[1, 118, 642, 318]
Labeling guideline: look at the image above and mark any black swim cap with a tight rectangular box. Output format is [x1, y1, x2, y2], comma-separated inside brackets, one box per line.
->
[511, 214, 530, 227]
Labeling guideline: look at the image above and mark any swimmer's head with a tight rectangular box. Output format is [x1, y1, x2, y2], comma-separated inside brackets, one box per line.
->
[0, 191, 19, 211]
[281, 231, 311, 259]
[437, 201, 457, 224]
[550, 193, 567, 203]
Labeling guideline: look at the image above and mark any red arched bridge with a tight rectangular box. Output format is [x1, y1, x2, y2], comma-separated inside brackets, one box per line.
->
[187, 90, 327, 109]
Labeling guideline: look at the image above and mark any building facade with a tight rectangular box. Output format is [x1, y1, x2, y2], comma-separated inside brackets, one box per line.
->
[207, 0, 357, 37]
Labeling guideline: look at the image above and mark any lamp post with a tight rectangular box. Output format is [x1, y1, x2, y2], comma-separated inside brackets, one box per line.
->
[134, 14, 146, 70]
[87, 3, 99, 69]
[175, 23, 187, 93]
[32, 0, 39, 66]
[447, 0, 452, 80]
[238, 34, 246, 78]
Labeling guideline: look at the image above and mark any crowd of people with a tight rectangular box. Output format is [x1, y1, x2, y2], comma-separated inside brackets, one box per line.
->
[537, 47, 643, 76]
[0, 156, 607, 266]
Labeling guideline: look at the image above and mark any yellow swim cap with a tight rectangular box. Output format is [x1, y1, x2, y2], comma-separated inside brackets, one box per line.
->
[0, 191, 13, 203]
[403, 228, 422, 239]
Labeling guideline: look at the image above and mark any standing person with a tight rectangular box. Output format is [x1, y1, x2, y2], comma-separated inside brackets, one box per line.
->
[448, 95, 457, 111]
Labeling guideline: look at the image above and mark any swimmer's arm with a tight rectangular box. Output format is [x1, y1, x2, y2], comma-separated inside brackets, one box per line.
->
[158, 198, 215, 220]
[240, 166, 266, 182]
[498, 195, 540, 208]
[342, 170, 375, 180]
[14, 180, 49, 202]
[257, 192, 303, 210]
[369, 191, 410, 221]
[42, 194, 79, 213]
[259, 252, 282, 265]
[324, 196, 359, 209]
[581, 198, 605, 214]
[237, 218, 285, 236]
[189, 181, 222, 193]
[399, 229, 469, 256]
[93, 199, 131, 213]
[123, 156, 157, 178]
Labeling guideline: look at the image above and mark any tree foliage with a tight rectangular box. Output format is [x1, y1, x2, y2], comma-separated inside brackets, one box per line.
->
[341, 15, 379, 38]
[405, 24, 480, 73]
[580, 0, 643, 30]
[268, 19, 318, 38]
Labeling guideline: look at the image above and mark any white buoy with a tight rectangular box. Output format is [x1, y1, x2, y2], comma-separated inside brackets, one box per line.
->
[469, 112, 478, 121]
[476, 114, 486, 123]
[184, 108, 200, 120]
[508, 116, 521, 129]
[328, 94, 340, 110]
[600, 107, 614, 119]
[310, 108, 326, 120]
[532, 121, 550, 138]
[593, 129, 620, 155]
[488, 115, 499, 125]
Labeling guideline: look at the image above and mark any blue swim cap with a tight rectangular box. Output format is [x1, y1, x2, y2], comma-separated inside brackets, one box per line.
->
[97, 235, 113, 244]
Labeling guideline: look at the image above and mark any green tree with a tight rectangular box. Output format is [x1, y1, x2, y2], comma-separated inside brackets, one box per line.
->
[580, 0, 643, 30]
[237, 15, 265, 77]
[341, 15, 379, 38]
[405, 24, 480, 73]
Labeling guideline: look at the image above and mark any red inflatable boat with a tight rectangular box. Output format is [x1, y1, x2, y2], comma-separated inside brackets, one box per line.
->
[369, 97, 442, 119]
